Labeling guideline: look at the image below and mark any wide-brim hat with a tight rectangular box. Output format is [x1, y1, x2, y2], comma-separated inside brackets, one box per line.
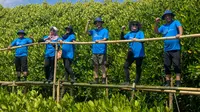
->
[17, 30, 26, 35]
[65, 25, 73, 30]
[94, 17, 104, 24]
[50, 26, 58, 32]
[161, 10, 175, 20]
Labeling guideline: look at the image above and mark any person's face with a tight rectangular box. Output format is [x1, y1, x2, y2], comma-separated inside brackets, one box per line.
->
[164, 14, 173, 23]
[50, 30, 56, 35]
[66, 28, 70, 34]
[131, 24, 138, 31]
[18, 33, 24, 38]
[95, 21, 103, 28]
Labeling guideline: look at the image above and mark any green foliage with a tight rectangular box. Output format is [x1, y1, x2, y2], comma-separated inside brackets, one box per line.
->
[0, 90, 170, 112]
[0, 0, 200, 111]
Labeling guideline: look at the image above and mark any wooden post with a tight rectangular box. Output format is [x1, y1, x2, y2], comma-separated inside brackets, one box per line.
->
[105, 77, 108, 97]
[169, 77, 173, 110]
[57, 80, 60, 103]
[53, 44, 58, 99]
[131, 82, 136, 103]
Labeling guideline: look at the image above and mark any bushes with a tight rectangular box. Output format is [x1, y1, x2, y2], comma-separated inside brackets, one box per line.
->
[0, 0, 200, 111]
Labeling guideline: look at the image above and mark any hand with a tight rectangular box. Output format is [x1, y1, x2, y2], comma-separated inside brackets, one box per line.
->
[59, 40, 63, 44]
[87, 20, 91, 24]
[176, 34, 182, 38]
[121, 25, 126, 31]
[95, 40, 102, 43]
[29, 35, 33, 39]
[155, 17, 160, 24]
[7, 46, 11, 50]
[132, 38, 137, 41]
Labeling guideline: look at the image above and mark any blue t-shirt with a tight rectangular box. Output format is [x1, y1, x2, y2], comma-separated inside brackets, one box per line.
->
[43, 36, 61, 57]
[158, 20, 182, 51]
[124, 30, 145, 58]
[10, 37, 33, 57]
[89, 28, 109, 54]
[61, 34, 75, 59]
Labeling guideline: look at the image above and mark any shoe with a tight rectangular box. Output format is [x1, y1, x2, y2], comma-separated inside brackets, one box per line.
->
[176, 80, 181, 87]
[102, 78, 106, 84]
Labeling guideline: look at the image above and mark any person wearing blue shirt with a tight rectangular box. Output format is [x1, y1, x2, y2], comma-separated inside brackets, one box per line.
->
[38, 26, 61, 83]
[8, 30, 34, 81]
[120, 21, 145, 85]
[154, 10, 183, 87]
[85, 17, 109, 84]
[60, 25, 76, 83]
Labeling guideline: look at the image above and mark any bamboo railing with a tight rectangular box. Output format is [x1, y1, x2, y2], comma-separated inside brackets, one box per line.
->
[1, 33, 200, 109]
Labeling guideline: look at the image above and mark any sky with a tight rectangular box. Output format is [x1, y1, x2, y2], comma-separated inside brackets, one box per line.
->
[0, 0, 124, 8]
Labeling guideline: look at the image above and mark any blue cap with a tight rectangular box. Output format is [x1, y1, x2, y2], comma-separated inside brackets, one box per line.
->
[94, 17, 104, 24]
[65, 25, 73, 30]
[161, 10, 175, 20]
[17, 30, 26, 35]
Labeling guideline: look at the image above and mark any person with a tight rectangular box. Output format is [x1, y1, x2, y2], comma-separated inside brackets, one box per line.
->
[38, 26, 61, 83]
[85, 17, 109, 84]
[60, 25, 76, 83]
[8, 30, 34, 81]
[154, 10, 183, 87]
[120, 21, 145, 85]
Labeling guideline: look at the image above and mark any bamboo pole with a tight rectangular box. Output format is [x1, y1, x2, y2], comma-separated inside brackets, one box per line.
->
[57, 80, 60, 103]
[0, 81, 54, 86]
[169, 77, 173, 110]
[1, 34, 200, 51]
[53, 44, 58, 99]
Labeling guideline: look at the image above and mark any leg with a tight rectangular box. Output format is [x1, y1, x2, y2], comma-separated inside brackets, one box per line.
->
[135, 57, 143, 84]
[63, 58, 74, 82]
[44, 58, 50, 80]
[49, 57, 55, 81]
[15, 57, 21, 81]
[100, 55, 107, 84]
[21, 56, 28, 81]
[164, 51, 172, 86]
[91, 54, 99, 84]
[63, 59, 69, 81]
[172, 50, 181, 87]
[123, 49, 134, 84]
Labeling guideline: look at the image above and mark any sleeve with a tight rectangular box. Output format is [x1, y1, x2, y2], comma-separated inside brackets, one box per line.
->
[89, 30, 93, 36]
[69, 35, 76, 42]
[10, 39, 17, 46]
[124, 33, 129, 39]
[38, 36, 46, 42]
[104, 29, 109, 39]
[138, 31, 144, 39]
[120, 32, 125, 40]
[27, 38, 33, 44]
[175, 20, 182, 27]
[158, 25, 164, 33]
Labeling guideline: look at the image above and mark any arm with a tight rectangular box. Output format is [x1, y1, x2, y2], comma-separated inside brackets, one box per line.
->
[120, 26, 126, 40]
[154, 17, 161, 34]
[85, 20, 91, 35]
[8, 39, 17, 49]
[176, 26, 183, 38]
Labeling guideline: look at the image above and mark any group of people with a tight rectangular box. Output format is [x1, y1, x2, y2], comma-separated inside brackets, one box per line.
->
[8, 10, 183, 87]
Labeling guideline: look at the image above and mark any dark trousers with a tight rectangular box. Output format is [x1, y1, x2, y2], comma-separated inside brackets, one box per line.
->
[164, 50, 181, 74]
[63, 58, 74, 80]
[124, 49, 143, 84]
[15, 56, 28, 72]
[44, 57, 55, 81]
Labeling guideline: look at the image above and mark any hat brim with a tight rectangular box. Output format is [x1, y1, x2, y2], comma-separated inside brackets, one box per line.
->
[17, 32, 26, 35]
[94, 21, 104, 24]
[162, 13, 175, 20]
